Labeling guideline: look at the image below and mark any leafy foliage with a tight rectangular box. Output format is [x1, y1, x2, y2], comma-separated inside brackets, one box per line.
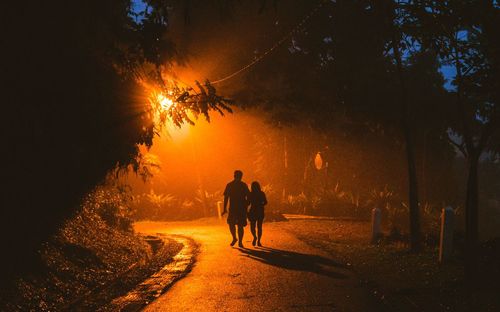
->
[150, 80, 234, 129]
[1, 0, 233, 278]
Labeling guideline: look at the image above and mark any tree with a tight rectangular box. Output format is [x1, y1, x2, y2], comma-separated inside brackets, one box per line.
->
[379, 0, 424, 251]
[237, 0, 457, 252]
[1, 0, 231, 280]
[414, 0, 500, 280]
[287, 0, 428, 251]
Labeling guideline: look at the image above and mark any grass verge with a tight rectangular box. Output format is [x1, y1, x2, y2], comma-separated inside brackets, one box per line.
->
[0, 209, 182, 311]
[281, 219, 500, 312]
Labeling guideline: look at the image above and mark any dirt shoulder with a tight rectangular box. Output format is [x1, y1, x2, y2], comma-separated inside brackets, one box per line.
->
[279, 219, 500, 312]
[0, 213, 183, 311]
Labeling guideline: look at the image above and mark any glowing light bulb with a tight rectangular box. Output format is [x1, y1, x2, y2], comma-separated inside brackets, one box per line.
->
[158, 94, 174, 110]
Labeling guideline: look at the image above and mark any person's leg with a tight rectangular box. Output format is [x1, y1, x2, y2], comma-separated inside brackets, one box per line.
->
[237, 224, 244, 247]
[257, 218, 263, 246]
[229, 224, 237, 246]
[250, 220, 257, 246]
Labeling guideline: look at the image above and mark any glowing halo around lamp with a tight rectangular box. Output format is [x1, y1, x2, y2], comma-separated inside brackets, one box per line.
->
[150, 91, 190, 142]
[165, 120, 190, 142]
[157, 93, 174, 111]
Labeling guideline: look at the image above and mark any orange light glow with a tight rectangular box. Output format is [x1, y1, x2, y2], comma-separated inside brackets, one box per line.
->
[158, 94, 174, 111]
[164, 121, 190, 142]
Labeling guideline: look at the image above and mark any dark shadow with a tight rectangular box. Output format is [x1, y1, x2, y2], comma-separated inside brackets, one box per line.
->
[237, 246, 348, 279]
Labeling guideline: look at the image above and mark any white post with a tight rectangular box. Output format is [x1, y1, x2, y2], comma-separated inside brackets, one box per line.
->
[371, 207, 382, 244]
[217, 201, 223, 220]
[439, 206, 454, 263]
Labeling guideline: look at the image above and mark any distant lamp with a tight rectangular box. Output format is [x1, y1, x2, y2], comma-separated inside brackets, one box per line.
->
[314, 152, 323, 170]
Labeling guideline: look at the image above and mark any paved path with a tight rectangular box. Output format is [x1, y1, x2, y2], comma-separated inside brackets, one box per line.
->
[135, 220, 379, 312]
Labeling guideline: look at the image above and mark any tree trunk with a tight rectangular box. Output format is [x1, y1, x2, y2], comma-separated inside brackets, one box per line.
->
[390, 28, 422, 252]
[465, 152, 480, 283]
[421, 130, 428, 203]
[404, 121, 422, 252]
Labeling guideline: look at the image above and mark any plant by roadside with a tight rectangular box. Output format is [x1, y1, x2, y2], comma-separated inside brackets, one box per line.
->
[0, 193, 152, 311]
[281, 219, 499, 311]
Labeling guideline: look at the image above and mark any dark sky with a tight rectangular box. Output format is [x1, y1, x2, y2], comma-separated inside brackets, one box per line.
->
[130, 0, 457, 91]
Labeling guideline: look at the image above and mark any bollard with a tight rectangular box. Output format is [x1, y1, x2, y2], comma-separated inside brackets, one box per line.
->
[217, 201, 223, 220]
[371, 207, 382, 244]
[439, 206, 454, 263]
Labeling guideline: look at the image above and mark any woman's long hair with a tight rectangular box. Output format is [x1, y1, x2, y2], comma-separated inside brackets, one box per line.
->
[251, 181, 261, 193]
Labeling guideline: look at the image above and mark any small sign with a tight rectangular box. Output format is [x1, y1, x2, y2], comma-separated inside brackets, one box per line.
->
[314, 152, 323, 170]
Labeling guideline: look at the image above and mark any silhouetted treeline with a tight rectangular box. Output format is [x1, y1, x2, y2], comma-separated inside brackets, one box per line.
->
[2, 0, 234, 282]
[1, 0, 498, 286]
[2, 1, 148, 280]
[237, 0, 498, 275]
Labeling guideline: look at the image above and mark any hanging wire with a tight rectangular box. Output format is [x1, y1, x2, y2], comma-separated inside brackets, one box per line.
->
[209, 0, 328, 85]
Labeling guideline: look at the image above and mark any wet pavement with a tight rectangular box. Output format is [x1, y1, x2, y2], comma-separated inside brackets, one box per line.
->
[134, 219, 380, 312]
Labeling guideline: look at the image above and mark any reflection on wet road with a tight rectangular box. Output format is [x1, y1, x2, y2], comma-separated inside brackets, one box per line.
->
[135, 219, 379, 312]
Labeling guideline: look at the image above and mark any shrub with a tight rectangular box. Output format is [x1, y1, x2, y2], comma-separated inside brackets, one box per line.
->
[284, 193, 309, 214]
[194, 189, 222, 217]
[81, 181, 135, 232]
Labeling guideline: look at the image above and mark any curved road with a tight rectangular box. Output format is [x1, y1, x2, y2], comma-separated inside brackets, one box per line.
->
[135, 219, 379, 312]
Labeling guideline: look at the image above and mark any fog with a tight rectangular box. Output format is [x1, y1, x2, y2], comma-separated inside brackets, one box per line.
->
[121, 1, 499, 238]
[123, 107, 416, 222]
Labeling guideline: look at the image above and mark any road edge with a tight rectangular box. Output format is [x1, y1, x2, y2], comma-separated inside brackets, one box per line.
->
[106, 234, 198, 312]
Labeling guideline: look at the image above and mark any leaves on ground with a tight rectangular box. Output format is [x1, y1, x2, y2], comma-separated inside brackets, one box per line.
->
[0, 208, 182, 311]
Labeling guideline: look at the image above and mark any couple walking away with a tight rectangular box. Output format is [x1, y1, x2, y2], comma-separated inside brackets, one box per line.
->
[222, 170, 267, 248]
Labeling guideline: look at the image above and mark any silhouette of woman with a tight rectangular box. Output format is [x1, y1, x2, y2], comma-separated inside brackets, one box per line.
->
[247, 182, 267, 247]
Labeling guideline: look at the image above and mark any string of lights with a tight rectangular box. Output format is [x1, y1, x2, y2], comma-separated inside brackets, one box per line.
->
[209, 0, 328, 85]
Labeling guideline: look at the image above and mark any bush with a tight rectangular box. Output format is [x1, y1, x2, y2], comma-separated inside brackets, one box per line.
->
[280, 183, 370, 219]
[82, 181, 135, 233]
[284, 193, 308, 214]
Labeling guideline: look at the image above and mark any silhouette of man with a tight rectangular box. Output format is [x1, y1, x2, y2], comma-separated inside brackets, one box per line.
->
[222, 170, 249, 248]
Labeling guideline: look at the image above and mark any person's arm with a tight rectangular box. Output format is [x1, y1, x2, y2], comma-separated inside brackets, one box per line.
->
[222, 184, 229, 215]
[222, 195, 228, 215]
[262, 192, 268, 206]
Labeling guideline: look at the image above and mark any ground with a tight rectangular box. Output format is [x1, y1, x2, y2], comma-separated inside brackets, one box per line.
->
[134, 218, 500, 312]
[279, 219, 499, 312]
[135, 219, 382, 312]
[0, 211, 182, 312]
[4, 217, 497, 311]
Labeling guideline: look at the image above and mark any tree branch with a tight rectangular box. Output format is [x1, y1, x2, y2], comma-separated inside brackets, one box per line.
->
[477, 113, 498, 153]
[446, 134, 468, 158]
[453, 39, 476, 155]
